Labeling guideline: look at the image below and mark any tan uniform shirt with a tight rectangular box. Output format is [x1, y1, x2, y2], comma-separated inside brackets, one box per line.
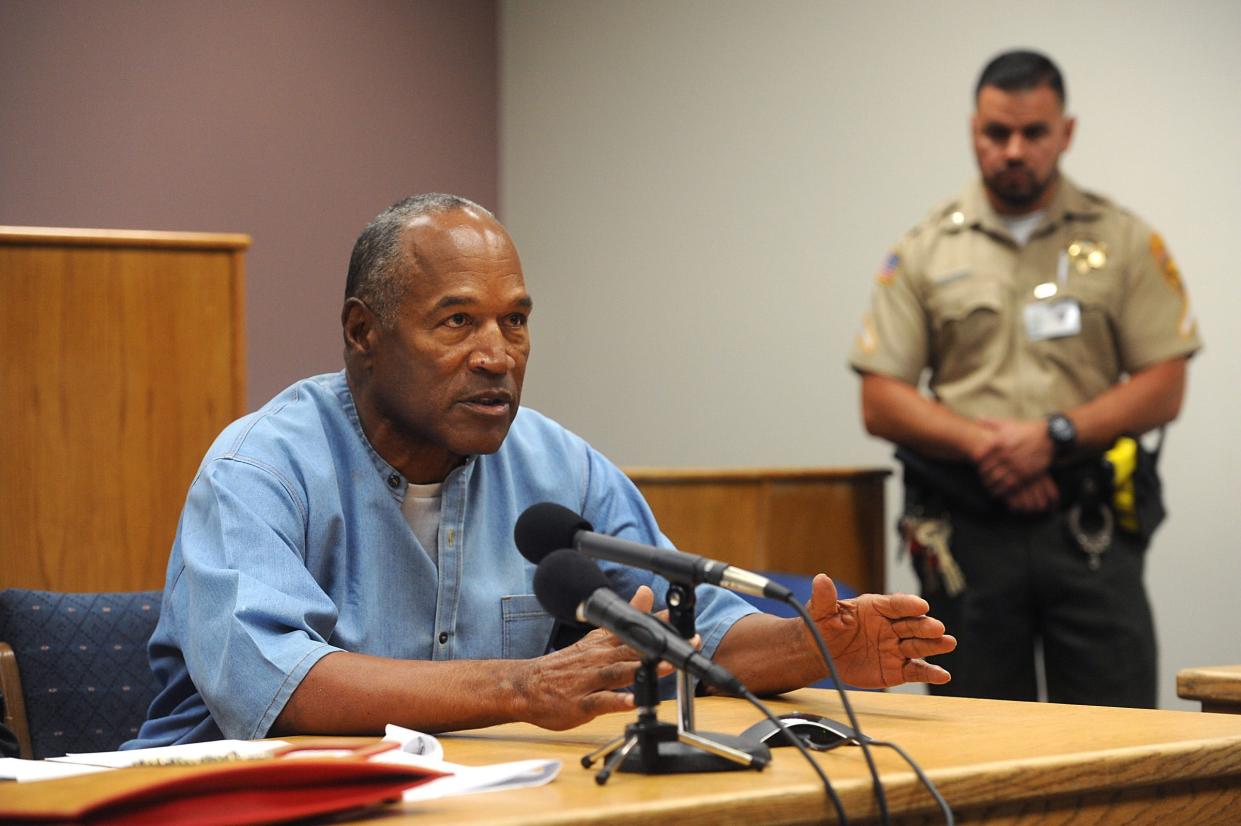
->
[850, 176, 1201, 419]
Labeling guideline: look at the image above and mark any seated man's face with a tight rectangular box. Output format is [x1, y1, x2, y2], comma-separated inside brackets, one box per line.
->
[367, 208, 532, 480]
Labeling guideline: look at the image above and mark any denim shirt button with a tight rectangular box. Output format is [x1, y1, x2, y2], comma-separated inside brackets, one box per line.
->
[438, 631, 449, 644]
[387, 473, 401, 489]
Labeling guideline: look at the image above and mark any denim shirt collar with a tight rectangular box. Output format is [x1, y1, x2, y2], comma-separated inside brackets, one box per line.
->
[328, 369, 477, 503]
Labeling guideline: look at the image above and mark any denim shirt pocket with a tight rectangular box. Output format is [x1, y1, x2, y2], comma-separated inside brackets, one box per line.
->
[500, 594, 556, 660]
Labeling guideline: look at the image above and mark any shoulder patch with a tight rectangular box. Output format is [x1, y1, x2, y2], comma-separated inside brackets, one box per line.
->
[1148, 232, 1185, 297]
[855, 314, 878, 354]
[1149, 232, 1196, 338]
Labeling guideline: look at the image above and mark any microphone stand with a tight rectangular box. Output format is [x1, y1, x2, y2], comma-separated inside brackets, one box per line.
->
[666, 581, 700, 734]
[581, 583, 769, 783]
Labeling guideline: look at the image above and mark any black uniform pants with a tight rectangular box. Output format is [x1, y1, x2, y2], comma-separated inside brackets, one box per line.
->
[915, 507, 1157, 708]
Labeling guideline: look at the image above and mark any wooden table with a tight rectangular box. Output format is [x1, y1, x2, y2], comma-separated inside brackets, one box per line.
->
[1178, 664, 1241, 714]
[361, 688, 1241, 824]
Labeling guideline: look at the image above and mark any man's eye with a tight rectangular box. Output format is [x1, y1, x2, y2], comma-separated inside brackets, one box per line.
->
[984, 126, 1011, 142]
[505, 313, 528, 328]
[1023, 126, 1049, 140]
[445, 313, 470, 328]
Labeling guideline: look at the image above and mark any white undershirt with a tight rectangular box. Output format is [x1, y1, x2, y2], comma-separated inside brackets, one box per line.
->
[400, 482, 443, 567]
[1000, 209, 1046, 246]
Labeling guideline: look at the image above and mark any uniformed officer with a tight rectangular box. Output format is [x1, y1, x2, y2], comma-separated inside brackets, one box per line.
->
[849, 50, 1201, 707]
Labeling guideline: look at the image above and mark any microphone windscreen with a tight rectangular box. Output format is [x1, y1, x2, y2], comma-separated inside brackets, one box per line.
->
[533, 548, 610, 622]
[514, 502, 594, 564]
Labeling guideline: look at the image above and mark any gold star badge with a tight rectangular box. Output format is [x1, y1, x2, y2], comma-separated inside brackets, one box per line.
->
[1066, 239, 1108, 274]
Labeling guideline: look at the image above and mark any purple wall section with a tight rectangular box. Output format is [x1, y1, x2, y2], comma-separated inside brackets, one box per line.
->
[0, 0, 498, 408]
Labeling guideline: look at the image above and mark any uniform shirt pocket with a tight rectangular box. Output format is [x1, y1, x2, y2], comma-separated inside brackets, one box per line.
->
[927, 274, 1007, 374]
[500, 594, 556, 660]
[1033, 275, 1121, 385]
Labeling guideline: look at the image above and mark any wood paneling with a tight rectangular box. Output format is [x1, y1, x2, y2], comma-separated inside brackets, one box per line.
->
[626, 467, 889, 594]
[1, 227, 248, 591]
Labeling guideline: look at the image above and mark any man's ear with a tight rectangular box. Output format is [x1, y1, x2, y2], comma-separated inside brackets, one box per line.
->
[1061, 115, 1077, 153]
[342, 297, 378, 364]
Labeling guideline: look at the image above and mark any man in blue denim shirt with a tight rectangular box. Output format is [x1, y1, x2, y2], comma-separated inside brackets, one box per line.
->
[129, 195, 955, 747]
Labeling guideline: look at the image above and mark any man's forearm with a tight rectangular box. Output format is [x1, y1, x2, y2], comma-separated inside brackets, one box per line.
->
[269, 615, 657, 737]
[1067, 357, 1187, 452]
[860, 372, 990, 462]
[270, 650, 530, 736]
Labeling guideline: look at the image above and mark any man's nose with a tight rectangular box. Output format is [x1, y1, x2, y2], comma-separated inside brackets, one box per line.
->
[467, 325, 516, 373]
[1004, 133, 1028, 160]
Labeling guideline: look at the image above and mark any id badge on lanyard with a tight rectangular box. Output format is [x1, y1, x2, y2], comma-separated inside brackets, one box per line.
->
[1024, 297, 1081, 341]
[1024, 249, 1084, 341]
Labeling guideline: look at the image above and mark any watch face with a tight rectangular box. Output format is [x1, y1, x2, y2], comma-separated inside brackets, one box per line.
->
[1049, 415, 1075, 447]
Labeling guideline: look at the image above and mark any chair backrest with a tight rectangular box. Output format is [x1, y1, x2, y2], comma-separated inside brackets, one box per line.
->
[0, 589, 162, 758]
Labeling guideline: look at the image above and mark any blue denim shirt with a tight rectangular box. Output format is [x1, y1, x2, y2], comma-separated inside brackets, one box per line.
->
[126, 372, 755, 747]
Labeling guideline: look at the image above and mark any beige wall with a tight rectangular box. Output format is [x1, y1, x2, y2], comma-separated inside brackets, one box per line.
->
[0, 0, 498, 407]
[501, 0, 1241, 708]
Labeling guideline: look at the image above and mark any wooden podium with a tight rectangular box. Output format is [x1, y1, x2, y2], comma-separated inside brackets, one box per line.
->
[626, 467, 890, 594]
[0, 227, 249, 592]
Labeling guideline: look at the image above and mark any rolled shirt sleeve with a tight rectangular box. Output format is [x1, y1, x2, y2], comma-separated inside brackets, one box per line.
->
[171, 457, 342, 740]
[849, 245, 930, 385]
[1115, 220, 1202, 371]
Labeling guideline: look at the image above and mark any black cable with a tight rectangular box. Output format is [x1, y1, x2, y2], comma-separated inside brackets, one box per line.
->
[868, 740, 953, 825]
[740, 688, 848, 825]
[787, 596, 891, 826]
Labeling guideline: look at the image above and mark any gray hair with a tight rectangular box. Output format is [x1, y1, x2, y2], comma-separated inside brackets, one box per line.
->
[344, 193, 494, 325]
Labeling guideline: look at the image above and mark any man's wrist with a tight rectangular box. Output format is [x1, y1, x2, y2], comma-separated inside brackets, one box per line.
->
[502, 659, 535, 724]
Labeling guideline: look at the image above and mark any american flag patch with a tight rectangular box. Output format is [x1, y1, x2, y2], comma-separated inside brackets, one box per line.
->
[876, 252, 900, 285]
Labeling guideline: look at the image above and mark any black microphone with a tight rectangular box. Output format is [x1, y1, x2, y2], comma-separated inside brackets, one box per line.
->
[516, 502, 793, 601]
[533, 549, 746, 694]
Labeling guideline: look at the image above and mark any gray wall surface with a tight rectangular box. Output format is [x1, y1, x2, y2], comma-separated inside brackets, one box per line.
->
[501, 0, 1241, 708]
[0, 0, 498, 408]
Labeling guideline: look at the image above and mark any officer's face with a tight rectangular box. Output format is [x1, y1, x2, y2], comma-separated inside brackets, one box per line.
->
[972, 84, 1075, 214]
[346, 208, 532, 483]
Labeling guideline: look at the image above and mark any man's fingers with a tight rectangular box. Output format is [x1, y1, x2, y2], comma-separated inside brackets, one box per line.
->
[809, 573, 838, 618]
[629, 584, 655, 613]
[871, 592, 932, 620]
[890, 615, 945, 639]
[899, 634, 957, 659]
[578, 689, 636, 719]
[903, 658, 952, 685]
[596, 660, 644, 688]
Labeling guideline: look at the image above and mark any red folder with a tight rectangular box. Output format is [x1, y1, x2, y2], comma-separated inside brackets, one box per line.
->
[0, 742, 446, 825]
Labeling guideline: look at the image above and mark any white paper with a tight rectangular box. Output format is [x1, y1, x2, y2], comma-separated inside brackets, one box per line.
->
[48, 739, 289, 768]
[377, 724, 560, 801]
[382, 723, 445, 761]
[20, 728, 559, 800]
[0, 756, 111, 783]
[399, 758, 561, 801]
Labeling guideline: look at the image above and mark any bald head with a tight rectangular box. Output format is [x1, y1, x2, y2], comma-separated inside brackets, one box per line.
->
[345, 193, 498, 327]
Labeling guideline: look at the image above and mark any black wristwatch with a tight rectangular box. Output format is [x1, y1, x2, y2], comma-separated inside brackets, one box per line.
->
[1046, 413, 1077, 458]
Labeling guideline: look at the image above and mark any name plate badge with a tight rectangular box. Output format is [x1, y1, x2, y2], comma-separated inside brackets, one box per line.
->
[1024, 298, 1082, 341]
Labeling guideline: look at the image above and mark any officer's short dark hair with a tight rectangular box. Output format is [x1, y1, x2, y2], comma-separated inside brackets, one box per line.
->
[975, 50, 1066, 106]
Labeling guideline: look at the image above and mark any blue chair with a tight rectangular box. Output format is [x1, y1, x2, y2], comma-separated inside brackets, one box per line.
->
[0, 589, 162, 758]
[734, 572, 859, 690]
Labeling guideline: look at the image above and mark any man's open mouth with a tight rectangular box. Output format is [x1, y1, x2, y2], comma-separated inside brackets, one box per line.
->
[460, 391, 513, 413]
